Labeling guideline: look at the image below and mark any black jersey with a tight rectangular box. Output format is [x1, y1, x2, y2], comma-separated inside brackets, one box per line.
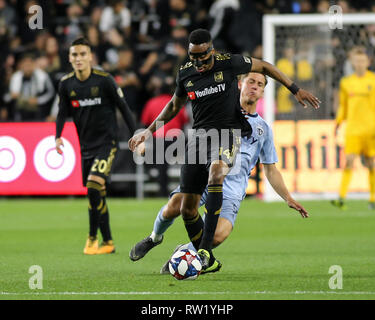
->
[175, 53, 253, 133]
[55, 68, 136, 157]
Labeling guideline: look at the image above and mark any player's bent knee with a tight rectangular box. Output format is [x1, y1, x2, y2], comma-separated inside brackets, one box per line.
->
[208, 176, 224, 185]
[208, 171, 226, 185]
[163, 194, 183, 219]
[163, 204, 180, 219]
[180, 206, 197, 219]
[180, 194, 200, 219]
[208, 167, 226, 185]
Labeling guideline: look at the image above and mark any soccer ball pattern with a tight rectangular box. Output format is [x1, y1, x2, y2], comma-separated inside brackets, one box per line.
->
[168, 249, 202, 280]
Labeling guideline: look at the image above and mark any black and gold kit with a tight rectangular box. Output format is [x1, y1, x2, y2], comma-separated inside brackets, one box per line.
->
[55, 68, 136, 185]
[176, 53, 252, 132]
[175, 53, 253, 194]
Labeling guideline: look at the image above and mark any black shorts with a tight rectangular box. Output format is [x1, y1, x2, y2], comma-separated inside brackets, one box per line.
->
[81, 143, 118, 187]
[180, 129, 241, 194]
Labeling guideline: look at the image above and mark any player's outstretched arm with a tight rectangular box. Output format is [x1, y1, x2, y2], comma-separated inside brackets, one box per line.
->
[55, 82, 69, 154]
[55, 108, 67, 155]
[106, 75, 136, 136]
[263, 163, 309, 218]
[128, 94, 187, 152]
[251, 58, 321, 109]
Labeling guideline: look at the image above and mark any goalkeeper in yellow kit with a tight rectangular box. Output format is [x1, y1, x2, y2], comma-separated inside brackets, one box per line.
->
[331, 47, 375, 210]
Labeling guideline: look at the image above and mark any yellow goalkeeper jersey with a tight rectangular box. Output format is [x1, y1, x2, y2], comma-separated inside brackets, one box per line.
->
[336, 70, 375, 136]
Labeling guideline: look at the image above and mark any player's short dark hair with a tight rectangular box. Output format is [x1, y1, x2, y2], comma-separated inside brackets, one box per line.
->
[188, 29, 212, 45]
[20, 52, 35, 61]
[239, 72, 268, 87]
[109, 0, 123, 7]
[71, 37, 91, 49]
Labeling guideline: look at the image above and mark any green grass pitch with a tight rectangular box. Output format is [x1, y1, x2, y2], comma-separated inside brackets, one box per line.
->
[0, 197, 374, 300]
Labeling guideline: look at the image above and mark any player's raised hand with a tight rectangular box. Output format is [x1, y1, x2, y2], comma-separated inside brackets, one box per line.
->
[286, 198, 309, 218]
[294, 88, 321, 109]
[128, 129, 152, 152]
[55, 138, 64, 155]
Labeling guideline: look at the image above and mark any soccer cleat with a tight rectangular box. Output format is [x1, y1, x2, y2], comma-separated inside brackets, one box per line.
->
[97, 240, 116, 254]
[197, 248, 212, 270]
[198, 248, 222, 274]
[369, 202, 375, 210]
[160, 244, 184, 274]
[83, 236, 99, 255]
[200, 258, 222, 274]
[129, 236, 163, 261]
[330, 199, 347, 210]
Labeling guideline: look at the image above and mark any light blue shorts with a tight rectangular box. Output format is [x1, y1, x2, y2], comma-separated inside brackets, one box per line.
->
[169, 186, 241, 227]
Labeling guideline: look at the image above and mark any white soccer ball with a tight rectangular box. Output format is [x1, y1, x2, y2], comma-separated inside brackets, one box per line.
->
[168, 248, 202, 280]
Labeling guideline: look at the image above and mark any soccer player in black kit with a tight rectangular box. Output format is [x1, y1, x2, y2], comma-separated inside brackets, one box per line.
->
[129, 29, 320, 271]
[55, 38, 136, 255]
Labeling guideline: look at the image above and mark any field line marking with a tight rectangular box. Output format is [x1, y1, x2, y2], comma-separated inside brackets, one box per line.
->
[1, 291, 375, 296]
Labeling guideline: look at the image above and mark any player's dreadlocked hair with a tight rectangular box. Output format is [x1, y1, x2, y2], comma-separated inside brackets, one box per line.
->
[188, 29, 212, 45]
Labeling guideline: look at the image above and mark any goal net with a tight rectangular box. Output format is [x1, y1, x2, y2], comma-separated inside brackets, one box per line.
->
[261, 13, 375, 201]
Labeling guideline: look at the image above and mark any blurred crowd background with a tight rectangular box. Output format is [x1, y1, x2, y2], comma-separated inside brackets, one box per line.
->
[1, 0, 375, 197]
[0, 0, 374, 125]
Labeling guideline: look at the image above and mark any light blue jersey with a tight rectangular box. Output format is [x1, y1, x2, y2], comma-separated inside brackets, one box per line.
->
[153, 113, 279, 251]
[197, 112, 278, 225]
[221, 112, 278, 201]
[169, 112, 278, 226]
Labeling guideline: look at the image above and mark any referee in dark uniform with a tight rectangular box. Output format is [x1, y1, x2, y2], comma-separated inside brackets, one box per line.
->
[129, 29, 320, 271]
[55, 38, 136, 255]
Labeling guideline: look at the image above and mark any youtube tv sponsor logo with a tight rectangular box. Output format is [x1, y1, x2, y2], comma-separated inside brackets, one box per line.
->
[0, 122, 86, 195]
[71, 100, 79, 108]
[187, 91, 196, 100]
[187, 84, 226, 100]
[71, 98, 101, 108]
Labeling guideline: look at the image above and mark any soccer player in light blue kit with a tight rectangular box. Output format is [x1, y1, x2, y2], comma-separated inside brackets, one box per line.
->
[129, 73, 309, 273]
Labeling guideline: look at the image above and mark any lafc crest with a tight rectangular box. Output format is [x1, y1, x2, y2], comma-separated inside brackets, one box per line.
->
[91, 86, 99, 96]
[214, 71, 224, 82]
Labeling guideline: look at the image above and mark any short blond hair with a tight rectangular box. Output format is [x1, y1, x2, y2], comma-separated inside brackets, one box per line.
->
[350, 46, 367, 56]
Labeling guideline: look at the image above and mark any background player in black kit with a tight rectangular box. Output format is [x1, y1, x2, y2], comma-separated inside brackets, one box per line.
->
[55, 38, 136, 255]
[129, 29, 320, 271]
